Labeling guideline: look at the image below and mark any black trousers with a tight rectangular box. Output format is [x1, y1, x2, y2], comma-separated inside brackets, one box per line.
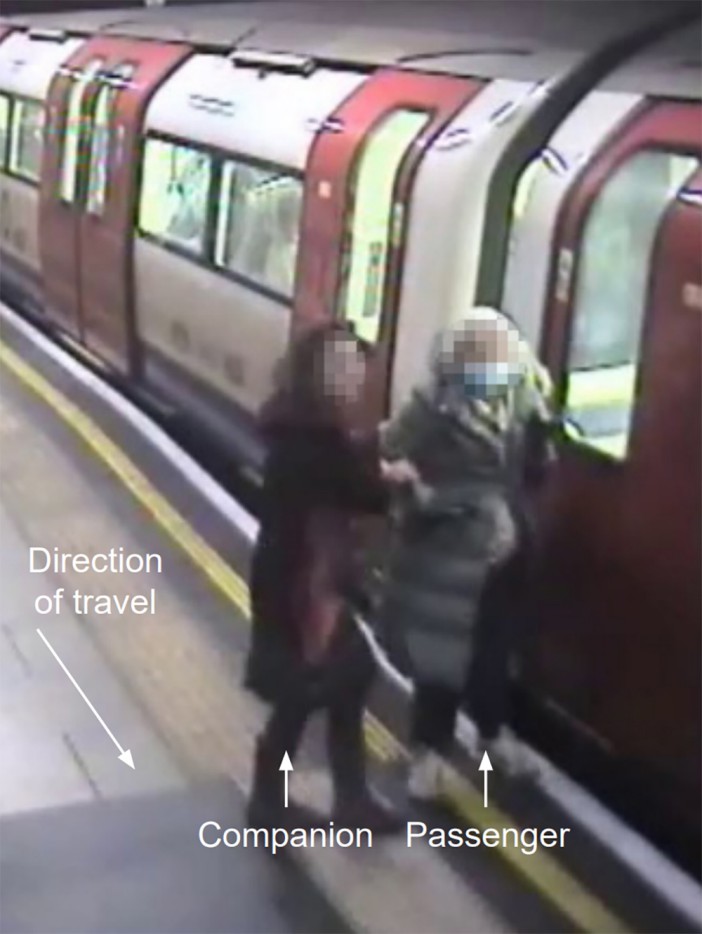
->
[411, 682, 461, 753]
[259, 619, 376, 802]
[466, 547, 532, 741]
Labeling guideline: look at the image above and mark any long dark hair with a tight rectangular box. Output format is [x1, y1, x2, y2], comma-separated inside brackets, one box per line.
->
[261, 321, 366, 431]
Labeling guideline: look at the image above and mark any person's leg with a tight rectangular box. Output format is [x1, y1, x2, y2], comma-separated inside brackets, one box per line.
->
[467, 556, 521, 743]
[467, 552, 539, 777]
[411, 682, 459, 754]
[408, 681, 460, 799]
[248, 683, 317, 826]
[326, 622, 402, 832]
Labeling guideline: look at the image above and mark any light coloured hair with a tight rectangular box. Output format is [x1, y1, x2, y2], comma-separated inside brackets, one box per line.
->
[430, 307, 523, 379]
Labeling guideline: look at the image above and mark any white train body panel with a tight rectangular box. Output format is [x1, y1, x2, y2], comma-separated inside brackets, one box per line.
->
[390, 78, 548, 411]
[134, 239, 292, 415]
[136, 55, 367, 418]
[0, 31, 82, 99]
[143, 53, 367, 169]
[0, 33, 82, 277]
[502, 90, 643, 350]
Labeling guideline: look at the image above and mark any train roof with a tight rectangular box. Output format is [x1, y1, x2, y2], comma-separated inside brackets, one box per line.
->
[601, 23, 701, 100]
[1, 1, 698, 82]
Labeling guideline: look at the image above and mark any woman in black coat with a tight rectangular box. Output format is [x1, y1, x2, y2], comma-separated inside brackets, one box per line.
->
[245, 321, 409, 832]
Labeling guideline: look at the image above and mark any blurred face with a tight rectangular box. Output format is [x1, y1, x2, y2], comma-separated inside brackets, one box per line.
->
[439, 316, 523, 401]
[322, 336, 367, 407]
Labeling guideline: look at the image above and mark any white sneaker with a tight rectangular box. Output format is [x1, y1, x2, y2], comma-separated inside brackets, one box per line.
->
[486, 730, 540, 780]
[407, 749, 446, 800]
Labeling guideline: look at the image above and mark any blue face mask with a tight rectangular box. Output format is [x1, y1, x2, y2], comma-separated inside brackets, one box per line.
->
[454, 364, 521, 401]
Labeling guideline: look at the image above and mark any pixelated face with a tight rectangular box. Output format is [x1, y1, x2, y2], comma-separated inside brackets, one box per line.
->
[322, 336, 367, 405]
[439, 316, 522, 399]
[463, 317, 513, 366]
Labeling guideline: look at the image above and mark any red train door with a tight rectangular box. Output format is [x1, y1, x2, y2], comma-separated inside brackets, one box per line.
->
[40, 38, 189, 373]
[294, 69, 482, 418]
[633, 169, 701, 821]
[533, 102, 701, 794]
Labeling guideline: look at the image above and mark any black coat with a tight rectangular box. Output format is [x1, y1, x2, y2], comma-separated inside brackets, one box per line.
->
[245, 420, 388, 703]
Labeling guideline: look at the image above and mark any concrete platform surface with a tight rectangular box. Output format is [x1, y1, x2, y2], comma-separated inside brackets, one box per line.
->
[0, 781, 346, 934]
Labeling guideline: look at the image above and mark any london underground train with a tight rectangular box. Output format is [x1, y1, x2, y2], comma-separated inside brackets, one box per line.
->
[0, 1, 699, 870]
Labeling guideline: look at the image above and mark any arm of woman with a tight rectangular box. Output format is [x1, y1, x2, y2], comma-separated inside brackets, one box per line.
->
[378, 392, 428, 461]
[292, 428, 390, 514]
[408, 477, 481, 518]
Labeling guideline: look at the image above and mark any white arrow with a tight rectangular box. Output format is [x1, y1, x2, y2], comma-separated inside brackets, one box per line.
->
[37, 629, 135, 770]
[479, 751, 493, 808]
[280, 752, 293, 808]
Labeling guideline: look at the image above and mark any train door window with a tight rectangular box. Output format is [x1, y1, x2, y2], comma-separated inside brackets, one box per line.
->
[512, 156, 542, 224]
[86, 63, 135, 215]
[8, 98, 44, 183]
[214, 160, 303, 299]
[60, 58, 103, 203]
[563, 150, 698, 459]
[138, 136, 212, 256]
[0, 93, 10, 170]
[337, 109, 430, 344]
[506, 155, 542, 263]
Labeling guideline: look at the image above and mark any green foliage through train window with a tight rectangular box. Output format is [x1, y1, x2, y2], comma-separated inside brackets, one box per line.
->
[8, 99, 44, 183]
[214, 161, 302, 299]
[0, 94, 10, 170]
[139, 137, 212, 256]
[564, 150, 699, 460]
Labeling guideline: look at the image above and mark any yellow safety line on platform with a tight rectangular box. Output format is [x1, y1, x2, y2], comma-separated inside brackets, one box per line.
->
[0, 340, 630, 934]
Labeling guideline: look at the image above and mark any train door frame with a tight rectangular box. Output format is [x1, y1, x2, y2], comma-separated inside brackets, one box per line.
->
[533, 100, 701, 789]
[40, 37, 190, 374]
[294, 68, 482, 420]
[41, 53, 104, 340]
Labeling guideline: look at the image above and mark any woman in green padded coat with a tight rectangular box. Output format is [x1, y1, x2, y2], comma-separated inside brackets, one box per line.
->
[378, 306, 553, 799]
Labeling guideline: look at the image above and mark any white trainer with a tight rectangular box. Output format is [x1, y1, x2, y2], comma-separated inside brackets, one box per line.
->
[407, 749, 446, 800]
[486, 729, 540, 779]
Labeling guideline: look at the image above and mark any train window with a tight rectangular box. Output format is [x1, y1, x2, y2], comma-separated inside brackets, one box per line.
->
[8, 99, 44, 183]
[60, 58, 103, 203]
[214, 160, 302, 299]
[564, 150, 699, 459]
[506, 156, 542, 266]
[337, 109, 430, 344]
[86, 63, 135, 215]
[512, 156, 541, 224]
[138, 137, 212, 256]
[0, 94, 10, 169]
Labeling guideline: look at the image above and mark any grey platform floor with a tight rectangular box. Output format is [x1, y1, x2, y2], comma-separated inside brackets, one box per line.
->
[1, 780, 345, 934]
[0, 486, 343, 934]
